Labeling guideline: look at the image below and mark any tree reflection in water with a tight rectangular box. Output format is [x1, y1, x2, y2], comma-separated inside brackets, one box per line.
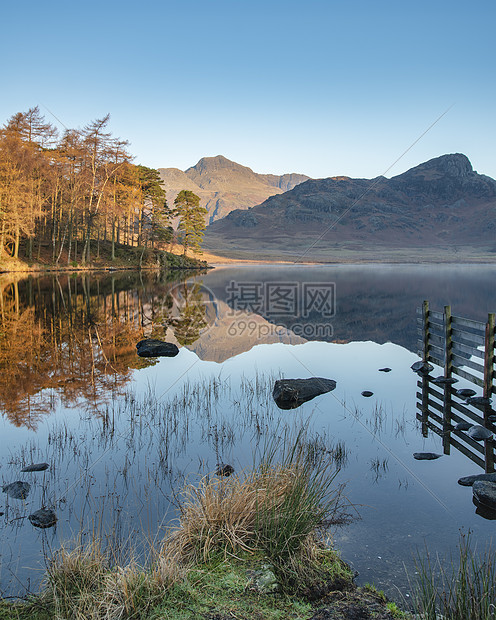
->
[0, 270, 209, 429]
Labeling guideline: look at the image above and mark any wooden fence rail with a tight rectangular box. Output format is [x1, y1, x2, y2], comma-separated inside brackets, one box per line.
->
[416, 301, 496, 473]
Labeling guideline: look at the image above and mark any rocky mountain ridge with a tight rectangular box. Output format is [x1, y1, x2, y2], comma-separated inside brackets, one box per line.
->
[158, 155, 309, 223]
[204, 154, 496, 257]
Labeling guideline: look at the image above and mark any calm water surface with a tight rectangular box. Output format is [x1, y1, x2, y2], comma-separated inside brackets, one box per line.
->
[1, 264, 496, 601]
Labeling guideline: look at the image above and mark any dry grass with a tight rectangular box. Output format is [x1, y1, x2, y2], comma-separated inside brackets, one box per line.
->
[164, 465, 304, 562]
[162, 430, 347, 588]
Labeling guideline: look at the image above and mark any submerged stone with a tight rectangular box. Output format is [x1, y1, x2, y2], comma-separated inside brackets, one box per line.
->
[467, 425, 493, 441]
[378, 368, 391, 373]
[413, 452, 442, 460]
[28, 508, 57, 529]
[136, 339, 179, 358]
[465, 396, 492, 407]
[21, 462, 49, 472]
[411, 361, 433, 374]
[454, 421, 473, 431]
[473, 498, 496, 520]
[216, 463, 234, 477]
[458, 472, 496, 487]
[455, 388, 477, 399]
[432, 376, 459, 385]
[361, 391, 374, 397]
[272, 378, 336, 410]
[2, 481, 31, 500]
[473, 480, 496, 510]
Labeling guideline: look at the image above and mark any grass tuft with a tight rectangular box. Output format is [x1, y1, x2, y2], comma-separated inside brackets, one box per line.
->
[162, 428, 349, 591]
[411, 531, 496, 620]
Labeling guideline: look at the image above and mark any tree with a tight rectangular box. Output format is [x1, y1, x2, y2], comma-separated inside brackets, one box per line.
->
[135, 165, 172, 247]
[174, 190, 207, 256]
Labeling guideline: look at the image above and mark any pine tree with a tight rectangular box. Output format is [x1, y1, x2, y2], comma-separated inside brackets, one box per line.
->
[174, 190, 207, 256]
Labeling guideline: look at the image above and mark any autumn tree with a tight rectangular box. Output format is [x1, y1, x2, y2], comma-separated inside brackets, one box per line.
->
[174, 190, 207, 256]
[0, 107, 172, 265]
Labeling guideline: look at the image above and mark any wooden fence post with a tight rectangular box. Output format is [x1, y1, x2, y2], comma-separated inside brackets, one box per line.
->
[484, 313, 495, 472]
[442, 305, 452, 455]
[421, 300, 430, 433]
[422, 300, 430, 362]
[484, 313, 495, 400]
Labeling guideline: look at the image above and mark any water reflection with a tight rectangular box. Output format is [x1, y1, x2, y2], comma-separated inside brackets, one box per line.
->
[2, 265, 496, 600]
[0, 270, 211, 428]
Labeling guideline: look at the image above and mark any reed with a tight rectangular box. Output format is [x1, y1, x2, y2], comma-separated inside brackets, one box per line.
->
[410, 531, 496, 620]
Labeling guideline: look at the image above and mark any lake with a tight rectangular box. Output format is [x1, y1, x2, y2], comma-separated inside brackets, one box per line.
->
[1, 264, 496, 602]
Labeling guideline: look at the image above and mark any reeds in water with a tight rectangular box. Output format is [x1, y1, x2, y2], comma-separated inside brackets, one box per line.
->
[411, 531, 496, 620]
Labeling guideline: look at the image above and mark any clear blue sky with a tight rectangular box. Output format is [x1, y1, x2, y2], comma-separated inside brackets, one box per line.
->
[2, 0, 495, 179]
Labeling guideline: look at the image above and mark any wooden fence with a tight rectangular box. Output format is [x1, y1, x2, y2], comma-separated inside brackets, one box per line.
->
[416, 301, 496, 472]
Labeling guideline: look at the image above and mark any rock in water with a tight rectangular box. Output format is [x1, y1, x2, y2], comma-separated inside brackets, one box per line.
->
[2, 481, 31, 499]
[474, 499, 496, 520]
[467, 425, 493, 441]
[28, 508, 57, 529]
[136, 339, 179, 358]
[455, 388, 477, 399]
[361, 391, 374, 397]
[411, 361, 433, 374]
[413, 452, 442, 460]
[473, 481, 496, 510]
[272, 378, 336, 410]
[21, 462, 49, 472]
[454, 421, 473, 431]
[216, 463, 234, 477]
[432, 376, 459, 385]
[378, 368, 392, 373]
[465, 396, 492, 407]
[458, 472, 496, 487]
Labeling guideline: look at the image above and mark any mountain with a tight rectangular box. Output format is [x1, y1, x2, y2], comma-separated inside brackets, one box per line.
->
[204, 154, 496, 260]
[158, 155, 309, 223]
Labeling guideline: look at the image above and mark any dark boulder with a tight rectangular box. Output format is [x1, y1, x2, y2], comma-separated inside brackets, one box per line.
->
[411, 361, 433, 374]
[361, 391, 374, 398]
[136, 339, 179, 358]
[2, 481, 31, 499]
[473, 497, 496, 520]
[465, 396, 492, 407]
[273, 378, 336, 410]
[454, 421, 473, 431]
[458, 472, 496, 487]
[28, 508, 57, 529]
[378, 368, 391, 373]
[473, 481, 496, 510]
[455, 388, 477, 399]
[413, 452, 442, 460]
[21, 462, 49, 472]
[432, 376, 458, 385]
[467, 425, 493, 441]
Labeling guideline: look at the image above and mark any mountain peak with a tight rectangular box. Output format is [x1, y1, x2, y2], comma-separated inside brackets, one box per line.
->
[187, 155, 250, 176]
[394, 153, 473, 180]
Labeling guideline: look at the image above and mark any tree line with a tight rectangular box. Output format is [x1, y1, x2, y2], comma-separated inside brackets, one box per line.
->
[0, 107, 207, 265]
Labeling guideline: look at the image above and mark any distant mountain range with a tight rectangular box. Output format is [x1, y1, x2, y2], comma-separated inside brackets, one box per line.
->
[204, 154, 496, 259]
[158, 155, 310, 223]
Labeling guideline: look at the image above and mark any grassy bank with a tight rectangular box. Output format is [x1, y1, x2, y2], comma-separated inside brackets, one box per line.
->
[0, 240, 209, 273]
[0, 433, 408, 620]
